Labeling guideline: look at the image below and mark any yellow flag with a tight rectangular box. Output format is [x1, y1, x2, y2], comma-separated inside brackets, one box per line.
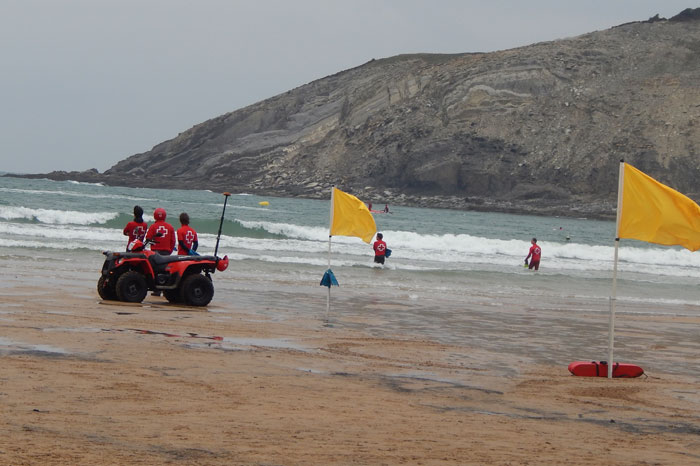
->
[619, 163, 700, 251]
[329, 187, 377, 243]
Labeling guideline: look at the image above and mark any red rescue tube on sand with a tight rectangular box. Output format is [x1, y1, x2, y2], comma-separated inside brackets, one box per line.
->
[568, 361, 644, 378]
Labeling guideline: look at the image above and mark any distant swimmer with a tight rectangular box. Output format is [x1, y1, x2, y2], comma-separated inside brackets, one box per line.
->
[555, 226, 571, 241]
[373, 232, 387, 265]
[525, 237, 541, 271]
[383, 204, 390, 213]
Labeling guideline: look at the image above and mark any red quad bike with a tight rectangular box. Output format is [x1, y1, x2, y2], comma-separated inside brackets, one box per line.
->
[97, 193, 231, 307]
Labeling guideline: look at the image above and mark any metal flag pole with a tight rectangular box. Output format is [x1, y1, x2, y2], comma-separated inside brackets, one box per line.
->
[608, 160, 625, 378]
[326, 186, 335, 324]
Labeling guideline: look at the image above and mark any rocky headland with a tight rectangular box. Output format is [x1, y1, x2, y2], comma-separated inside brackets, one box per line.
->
[14, 9, 700, 219]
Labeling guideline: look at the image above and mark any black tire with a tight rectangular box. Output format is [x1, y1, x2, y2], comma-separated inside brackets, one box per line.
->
[163, 289, 181, 304]
[115, 270, 148, 303]
[97, 275, 117, 300]
[180, 274, 214, 306]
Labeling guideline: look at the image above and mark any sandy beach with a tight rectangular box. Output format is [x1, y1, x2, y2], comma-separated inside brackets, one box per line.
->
[1, 253, 699, 465]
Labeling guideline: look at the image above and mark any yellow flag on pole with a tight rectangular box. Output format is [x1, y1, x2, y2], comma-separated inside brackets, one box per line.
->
[619, 163, 700, 251]
[329, 187, 377, 243]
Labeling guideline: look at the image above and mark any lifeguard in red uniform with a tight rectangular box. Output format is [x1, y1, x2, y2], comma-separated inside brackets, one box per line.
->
[176, 212, 199, 255]
[123, 205, 147, 249]
[146, 208, 176, 256]
[373, 232, 387, 264]
[525, 237, 541, 270]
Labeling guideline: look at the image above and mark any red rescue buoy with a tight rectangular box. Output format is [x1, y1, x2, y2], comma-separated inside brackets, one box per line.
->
[568, 361, 644, 378]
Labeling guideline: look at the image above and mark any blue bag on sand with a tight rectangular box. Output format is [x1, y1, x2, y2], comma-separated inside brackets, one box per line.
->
[385, 248, 392, 258]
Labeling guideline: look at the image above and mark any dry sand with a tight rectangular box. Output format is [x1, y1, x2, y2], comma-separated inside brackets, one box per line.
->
[1, 255, 699, 465]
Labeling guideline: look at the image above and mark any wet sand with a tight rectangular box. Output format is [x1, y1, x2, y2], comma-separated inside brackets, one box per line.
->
[1, 254, 700, 465]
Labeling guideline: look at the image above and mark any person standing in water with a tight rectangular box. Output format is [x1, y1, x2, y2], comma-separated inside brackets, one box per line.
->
[123, 205, 147, 250]
[373, 232, 387, 265]
[525, 237, 541, 270]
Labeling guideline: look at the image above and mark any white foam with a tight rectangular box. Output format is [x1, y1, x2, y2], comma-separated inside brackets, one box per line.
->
[67, 180, 104, 186]
[218, 222, 700, 277]
[0, 222, 122, 240]
[0, 187, 154, 202]
[237, 220, 330, 241]
[0, 206, 118, 225]
[3, 204, 700, 280]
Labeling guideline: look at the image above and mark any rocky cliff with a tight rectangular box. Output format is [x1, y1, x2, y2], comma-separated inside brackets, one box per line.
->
[22, 9, 700, 218]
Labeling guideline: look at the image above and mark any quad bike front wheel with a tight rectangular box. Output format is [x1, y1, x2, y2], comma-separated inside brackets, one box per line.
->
[180, 274, 214, 306]
[97, 275, 117, 300]
[115, 270, 148, 303]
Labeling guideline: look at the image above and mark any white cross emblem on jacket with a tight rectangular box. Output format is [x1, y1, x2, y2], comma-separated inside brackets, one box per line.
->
[185, 231, 195, 244]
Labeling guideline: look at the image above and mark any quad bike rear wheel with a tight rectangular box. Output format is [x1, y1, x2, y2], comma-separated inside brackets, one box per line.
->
[116, 270, 148, 303]
[97, 275, 117, 300]
[180, 274, 214, 306]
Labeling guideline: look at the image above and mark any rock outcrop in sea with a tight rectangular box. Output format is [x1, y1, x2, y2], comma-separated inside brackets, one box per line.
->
[19, 9, 700, 219]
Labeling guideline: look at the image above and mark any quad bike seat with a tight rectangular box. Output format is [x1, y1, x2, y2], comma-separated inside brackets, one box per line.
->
[148, 254, 219, 266]
[106, 251, 148, 259]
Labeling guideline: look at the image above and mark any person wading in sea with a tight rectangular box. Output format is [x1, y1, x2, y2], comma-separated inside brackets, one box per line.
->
[373, 232, 387, 265]
[525, 237, 541, 271]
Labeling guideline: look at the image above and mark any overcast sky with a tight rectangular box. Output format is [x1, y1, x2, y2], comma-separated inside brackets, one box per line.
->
[1, 1, 695, 174]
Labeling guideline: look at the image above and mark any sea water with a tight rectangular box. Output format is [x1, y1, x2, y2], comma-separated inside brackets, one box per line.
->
[1, 175, 699, 317]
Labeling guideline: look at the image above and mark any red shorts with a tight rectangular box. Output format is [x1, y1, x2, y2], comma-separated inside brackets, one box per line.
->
[528, 260, 540, 270]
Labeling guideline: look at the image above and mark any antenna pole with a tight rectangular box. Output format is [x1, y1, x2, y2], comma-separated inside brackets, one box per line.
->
[214, 192, 231, 257]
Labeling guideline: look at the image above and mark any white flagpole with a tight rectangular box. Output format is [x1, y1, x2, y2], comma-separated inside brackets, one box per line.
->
[326, 187, 335, 323]
[326, 236, 332, 323]
[608, 160, 625, 378]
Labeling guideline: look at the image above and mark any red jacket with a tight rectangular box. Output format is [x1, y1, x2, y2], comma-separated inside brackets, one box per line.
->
[373, 240, 387, 256]
[177, 225, 198, 255]
[527, 244, 542, 261]
[146, 221, 176, 253]
[123, 220, 147, 247]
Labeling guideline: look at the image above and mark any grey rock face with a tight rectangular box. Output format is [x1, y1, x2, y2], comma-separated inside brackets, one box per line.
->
[21, 11, 700, 219]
